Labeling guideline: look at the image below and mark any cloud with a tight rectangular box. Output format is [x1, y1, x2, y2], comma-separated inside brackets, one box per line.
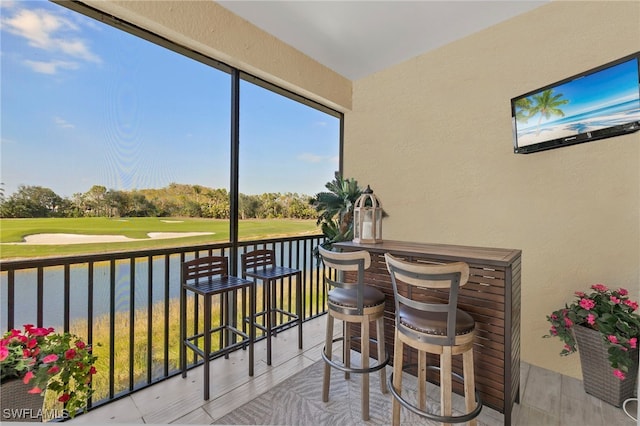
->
[298, 153, 325, 163]
[54, 117, 75, 129]
[1, 6, 101, 66]
[24, 59, 79, 74]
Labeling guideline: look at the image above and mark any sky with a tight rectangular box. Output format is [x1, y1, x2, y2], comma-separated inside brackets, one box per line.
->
[0, 0, 340, 199]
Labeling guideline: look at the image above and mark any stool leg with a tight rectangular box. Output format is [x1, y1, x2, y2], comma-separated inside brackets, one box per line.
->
[392, 330, 403, 426]
[249, 285, 255, 377]
[361, 318, 370, 421]
[376, 316, 387, 394]
[322, 313, 334, 402]
[440, 347, 452, 426]
[344, 321, 351, 380]
[180, 286, 187, 378]
[266, 279, 272, 366]
[463, 348, 478, 426]
[203, 294, 212, 400]
[296, 272, 303, 349]
[418, 350, 427, 411]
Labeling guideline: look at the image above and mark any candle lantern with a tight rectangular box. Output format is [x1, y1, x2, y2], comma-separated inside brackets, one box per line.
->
[353, 185, 383, 244]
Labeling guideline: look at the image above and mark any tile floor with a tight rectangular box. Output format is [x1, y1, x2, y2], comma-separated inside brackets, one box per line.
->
[69, 316, 637, 425]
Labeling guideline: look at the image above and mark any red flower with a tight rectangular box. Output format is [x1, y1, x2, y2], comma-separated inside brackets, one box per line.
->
[47, 365, 60, 375]
[579, 298, 596, 310]
[42, 354, 58, 363]
[0, 346, 8, 362]
[613, 369, 626, 380]
[625, 299, 639, 311]
[27, 338, 37, 349]
[564, 317, 573, 327]
[618, 288, 628, 296]
[65, 349, 77, 360]
[75, 340, 86, 349]
[591, 283, 608, 292]
[23, 371, 34, 384]
[89, 366, 97, 375]
[58, 393, 71, 403]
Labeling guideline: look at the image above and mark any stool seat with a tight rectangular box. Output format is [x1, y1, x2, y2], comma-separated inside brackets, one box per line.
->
[328, 286, 386, 309]
[399, 305, 475, 337]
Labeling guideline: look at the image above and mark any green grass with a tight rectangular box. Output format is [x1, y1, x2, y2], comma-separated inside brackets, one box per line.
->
[0, 217, 320, 259]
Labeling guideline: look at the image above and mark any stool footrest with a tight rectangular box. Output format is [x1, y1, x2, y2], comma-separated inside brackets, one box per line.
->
[184, 325, 250, 360]
[388, 363, 482, 424]
[322, 336, 390, 375]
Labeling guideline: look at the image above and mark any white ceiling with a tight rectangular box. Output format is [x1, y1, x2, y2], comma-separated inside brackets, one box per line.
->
[216, 1, 549, 80]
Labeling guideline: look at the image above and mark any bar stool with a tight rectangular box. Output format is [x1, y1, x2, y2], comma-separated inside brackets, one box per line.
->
[180, 256, 255, 400]
[241, 249, 302, 366]
[318, 246, 389, 421]
[384, 253, 482, 425]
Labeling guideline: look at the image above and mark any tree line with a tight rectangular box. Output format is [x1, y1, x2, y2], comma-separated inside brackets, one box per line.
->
[0, 183, 318, 219]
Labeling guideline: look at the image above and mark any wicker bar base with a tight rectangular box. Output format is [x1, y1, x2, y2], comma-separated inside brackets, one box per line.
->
[1, 378, 45, 422]
[573, 325, 639, 407]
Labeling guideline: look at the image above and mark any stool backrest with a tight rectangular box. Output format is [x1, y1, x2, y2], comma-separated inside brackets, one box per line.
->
[384, 253, 470, 346]
[183, 256, 228, 284]
[241, 249, 276, 275]
[318, 247, 371, 313]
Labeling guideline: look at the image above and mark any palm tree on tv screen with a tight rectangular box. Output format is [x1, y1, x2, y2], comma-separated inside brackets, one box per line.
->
[529, 89, 569, 135]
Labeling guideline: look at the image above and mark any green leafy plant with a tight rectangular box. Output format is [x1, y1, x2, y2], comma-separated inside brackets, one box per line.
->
[309, 172, 363, 251]
[543, 284, 640, 380]
[0, 324, 98, 417]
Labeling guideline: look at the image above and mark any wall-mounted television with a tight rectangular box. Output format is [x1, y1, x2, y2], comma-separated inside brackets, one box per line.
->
[511, 52, 640, 154]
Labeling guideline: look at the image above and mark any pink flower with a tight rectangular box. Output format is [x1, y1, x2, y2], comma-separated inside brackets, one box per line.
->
[28, 386, 42, 394]
[75, 340, 86, 349]
[618, 288, 628, 296]
[630, 337, 637, 349]
[579, 298, 596, 310]
[613, 369, 626, 380]
[551, 314, 558, 320]
[624, 300, 639, 311]
[0, 346, 8, 362]
[587, 314, 596, 325]
[591, 284, 608, 292]
[550, 326, 558, 336]
[608, 335, 619, 344]
[47, 365, 60, 375]
[575, 291, 585, 297]
[563, 344, 572, 351]
[564, 317, 573, 327]
[610, 296, 620, 304]
[22, 371, 34, 384]
[65, 349, 76, 360]
[42, 354, 58, 363]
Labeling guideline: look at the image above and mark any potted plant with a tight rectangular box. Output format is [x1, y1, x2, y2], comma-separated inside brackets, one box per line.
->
[543, 284, 640, 406]
[0, 324, 98, 419]
[309, 172, 363, 252]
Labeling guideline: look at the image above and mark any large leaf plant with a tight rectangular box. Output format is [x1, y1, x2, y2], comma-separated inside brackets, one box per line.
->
[309, 172, 362, 252]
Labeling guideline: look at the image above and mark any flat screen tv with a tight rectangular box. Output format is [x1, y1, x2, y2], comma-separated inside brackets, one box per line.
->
[511, 52, 640, 154]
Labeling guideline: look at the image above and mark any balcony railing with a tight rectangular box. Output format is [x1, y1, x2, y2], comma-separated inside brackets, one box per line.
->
[0, 234, 328, 413]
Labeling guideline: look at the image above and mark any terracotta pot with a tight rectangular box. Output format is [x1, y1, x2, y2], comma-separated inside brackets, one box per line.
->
[573, 325, 639, 407]
[0, 377, 45, 422]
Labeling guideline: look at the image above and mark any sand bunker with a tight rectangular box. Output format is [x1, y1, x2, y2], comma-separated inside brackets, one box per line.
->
[11, 232, 214, 245]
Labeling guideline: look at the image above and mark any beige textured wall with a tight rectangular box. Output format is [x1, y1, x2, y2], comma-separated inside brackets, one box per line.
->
[346, 1, 640, 379]
[85, 0, 351, 112]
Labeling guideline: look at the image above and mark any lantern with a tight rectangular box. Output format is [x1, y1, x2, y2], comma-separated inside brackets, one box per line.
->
[353, 185, 383, 244]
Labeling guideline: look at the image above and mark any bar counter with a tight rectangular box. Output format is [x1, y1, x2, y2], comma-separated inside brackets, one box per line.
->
[334, 240, 522, 425]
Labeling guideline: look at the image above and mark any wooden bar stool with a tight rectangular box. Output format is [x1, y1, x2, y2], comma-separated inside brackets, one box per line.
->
[318, 246, 389, 421]
[180, 256, 255, 400]
[385, 253, 482, 425]
[241, 249, 302, 366]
